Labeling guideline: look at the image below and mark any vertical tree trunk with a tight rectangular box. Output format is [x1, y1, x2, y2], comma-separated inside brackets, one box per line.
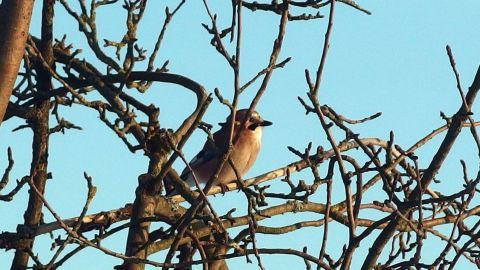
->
[10, 1, 53, 269]
[124, 187, 157, 270]
[0, 0, 35, 125]
[124, 152, 164, 270]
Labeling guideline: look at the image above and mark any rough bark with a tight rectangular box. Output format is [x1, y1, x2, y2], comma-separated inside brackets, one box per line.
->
[10, 1, 53, 269]
[123, 148, 166, 270]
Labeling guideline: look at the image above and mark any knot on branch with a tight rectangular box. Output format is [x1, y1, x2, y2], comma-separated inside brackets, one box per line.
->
[145, 128, 173, 158]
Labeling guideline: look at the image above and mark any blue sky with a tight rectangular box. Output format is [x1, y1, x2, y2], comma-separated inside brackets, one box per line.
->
[1, 1, 480, 269]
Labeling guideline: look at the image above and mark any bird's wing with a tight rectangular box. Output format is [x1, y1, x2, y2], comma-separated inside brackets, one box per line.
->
[180, 140, 219, 179]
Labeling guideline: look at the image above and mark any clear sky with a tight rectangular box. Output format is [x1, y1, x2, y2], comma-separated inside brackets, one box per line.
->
[1, 1, 480, 269]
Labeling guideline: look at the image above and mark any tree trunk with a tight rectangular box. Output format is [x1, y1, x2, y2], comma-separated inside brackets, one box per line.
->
[10, 1, 53, 269]
[0, 0, 35, 125]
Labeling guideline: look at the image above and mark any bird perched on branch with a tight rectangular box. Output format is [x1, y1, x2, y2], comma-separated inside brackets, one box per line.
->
[179, 109, 272, 193]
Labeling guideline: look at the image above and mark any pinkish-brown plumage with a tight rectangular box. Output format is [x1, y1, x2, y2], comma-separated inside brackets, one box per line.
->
[181, 109, 272, 188]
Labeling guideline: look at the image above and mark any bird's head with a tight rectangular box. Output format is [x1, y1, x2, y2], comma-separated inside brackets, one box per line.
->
[219, 109, 272, 131]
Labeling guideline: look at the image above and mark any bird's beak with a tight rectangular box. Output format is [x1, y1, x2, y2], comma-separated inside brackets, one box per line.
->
[259, 120, 272, 127]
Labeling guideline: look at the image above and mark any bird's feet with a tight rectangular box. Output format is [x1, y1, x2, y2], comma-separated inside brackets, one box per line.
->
[219, 183, 230, 195]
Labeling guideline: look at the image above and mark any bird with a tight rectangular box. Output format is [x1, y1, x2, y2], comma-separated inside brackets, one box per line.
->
[179, 109, 272, 192]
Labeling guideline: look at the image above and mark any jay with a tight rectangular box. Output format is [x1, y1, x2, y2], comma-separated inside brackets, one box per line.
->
[180, 109, 272, 191]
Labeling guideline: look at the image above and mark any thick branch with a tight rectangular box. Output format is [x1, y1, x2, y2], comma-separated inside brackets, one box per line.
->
[0, 0, 35, 125]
